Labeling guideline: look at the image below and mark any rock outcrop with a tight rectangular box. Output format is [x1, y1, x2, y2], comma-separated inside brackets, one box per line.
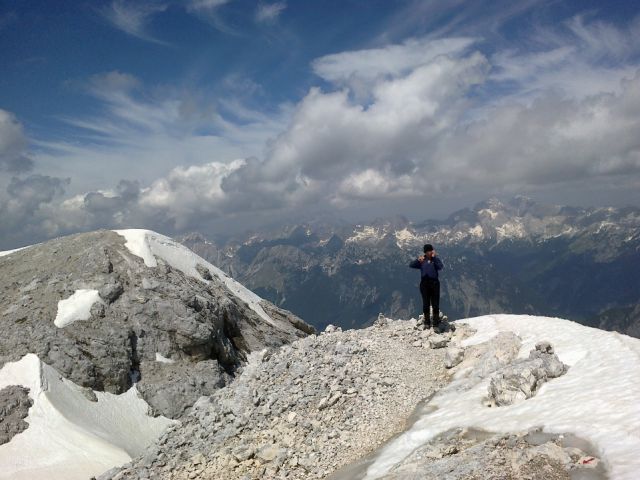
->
[0, 386, 32, 445]
[0, 230, 314, 418]
[487, 341, 568, 406]
[374, 427, 602, 480]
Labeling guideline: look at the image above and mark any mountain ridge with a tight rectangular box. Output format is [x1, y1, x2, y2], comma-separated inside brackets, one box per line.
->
[179, 197, 640, 334]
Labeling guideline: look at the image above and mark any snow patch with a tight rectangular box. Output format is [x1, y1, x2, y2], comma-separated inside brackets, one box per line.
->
[346, 226, 383, 243]
[0, 246, 29, 258]
[495, 221, 526, 241]
[0, 354, 174, 480]
[155, 353, 175, 364]
[478, 208, 498, 219]
[54, 289, 101, 328]
[113, 229, 157, 267]
[365, 315, 640, 480]
[113, 229, 277, 327]
[394, 228, 418, 248]
[468, 225, 483, 238]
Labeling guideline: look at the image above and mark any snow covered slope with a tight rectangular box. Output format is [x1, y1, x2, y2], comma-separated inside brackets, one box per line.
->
[113, 229, 276, 326]
[0, 246, 29, 257]
[0, 354, 174, 480]
[364, 314, 640, 480]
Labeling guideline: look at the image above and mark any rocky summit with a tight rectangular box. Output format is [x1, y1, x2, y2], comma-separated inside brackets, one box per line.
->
[101, 317, 615, 480]
[0, 229, 313, 419]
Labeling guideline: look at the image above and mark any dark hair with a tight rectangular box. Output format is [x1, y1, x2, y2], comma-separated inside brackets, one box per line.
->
[423, 244, 434, 253]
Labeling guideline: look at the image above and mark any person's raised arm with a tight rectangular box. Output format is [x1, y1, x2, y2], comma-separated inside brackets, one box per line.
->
[433, 255, 444, 271]
[409, 255, 424, 269]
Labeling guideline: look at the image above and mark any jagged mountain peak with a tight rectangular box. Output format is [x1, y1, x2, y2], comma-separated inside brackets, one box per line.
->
[179, 231, 215, 245]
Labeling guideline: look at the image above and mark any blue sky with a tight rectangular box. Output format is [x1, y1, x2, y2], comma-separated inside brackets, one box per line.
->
[1, 0, 640, 247]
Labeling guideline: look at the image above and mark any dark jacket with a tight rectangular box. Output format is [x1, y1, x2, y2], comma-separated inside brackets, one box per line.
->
[409, 256, 444, 280]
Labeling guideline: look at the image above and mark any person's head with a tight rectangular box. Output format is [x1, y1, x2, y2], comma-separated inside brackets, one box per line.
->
[423, 244, 434, 256]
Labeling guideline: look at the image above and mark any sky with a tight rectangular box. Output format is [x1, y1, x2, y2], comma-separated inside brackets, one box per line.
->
[1, 0, 640, 248]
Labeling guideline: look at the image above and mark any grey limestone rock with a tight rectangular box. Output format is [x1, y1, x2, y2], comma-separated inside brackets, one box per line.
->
[378, 427, 597, 480]
[374, 313, 388, 327]
[0, 230, 314, 419]
[488, 342, 568, 406]
[444, 347, 464, 368]
[0, 385, 33, 445]
[428, 333, 450, 349]
[99, 281, 124, 304]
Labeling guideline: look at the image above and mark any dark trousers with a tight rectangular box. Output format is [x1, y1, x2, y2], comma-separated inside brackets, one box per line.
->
[419, 277, 440, 325]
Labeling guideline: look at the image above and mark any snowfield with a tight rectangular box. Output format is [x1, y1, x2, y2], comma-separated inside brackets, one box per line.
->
[0, 354, 174, 480]
[113, 229, 277, 327]
[364, 314, 640, 480]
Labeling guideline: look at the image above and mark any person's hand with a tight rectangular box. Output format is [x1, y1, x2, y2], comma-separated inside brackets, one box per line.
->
[418, 254, 425, 262]
[431, 250, 437, 257]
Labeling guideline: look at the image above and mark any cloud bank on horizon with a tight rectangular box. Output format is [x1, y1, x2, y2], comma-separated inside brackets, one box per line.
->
[1, 0, 640, 247]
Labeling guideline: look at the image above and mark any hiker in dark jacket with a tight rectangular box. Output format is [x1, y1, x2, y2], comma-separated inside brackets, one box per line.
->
[409, 244, 444, 330]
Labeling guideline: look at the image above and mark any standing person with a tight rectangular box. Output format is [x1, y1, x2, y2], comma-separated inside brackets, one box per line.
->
[409, 244, 444, 330]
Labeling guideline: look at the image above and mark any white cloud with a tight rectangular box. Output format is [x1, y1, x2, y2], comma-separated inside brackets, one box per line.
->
[312, 36, 477, 96]
[33, 72, 289, 193]
[564, 13, 640, 61]
[432, 73, 640, 188]
[187, 0, 230, 13]
[489, 14, 640, 104]
[101, 0, 168, 44]
[263, 51, 489, 184]
[0, 109, 33, 173]
[255, 2, 286, 24]
[139, 159, 246, 227]
[4, 15, 640, 246]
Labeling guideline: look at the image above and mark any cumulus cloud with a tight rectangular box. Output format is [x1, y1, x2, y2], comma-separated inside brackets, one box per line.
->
[255, 2, 286, 24]
[433, 73, 640, 188]
[0, 109, 33, 173]
[139, 160, 246, 227]
[0, 174, 70, 246]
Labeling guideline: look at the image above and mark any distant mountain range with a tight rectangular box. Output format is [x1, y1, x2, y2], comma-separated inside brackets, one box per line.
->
[179, 196, 640, 337]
